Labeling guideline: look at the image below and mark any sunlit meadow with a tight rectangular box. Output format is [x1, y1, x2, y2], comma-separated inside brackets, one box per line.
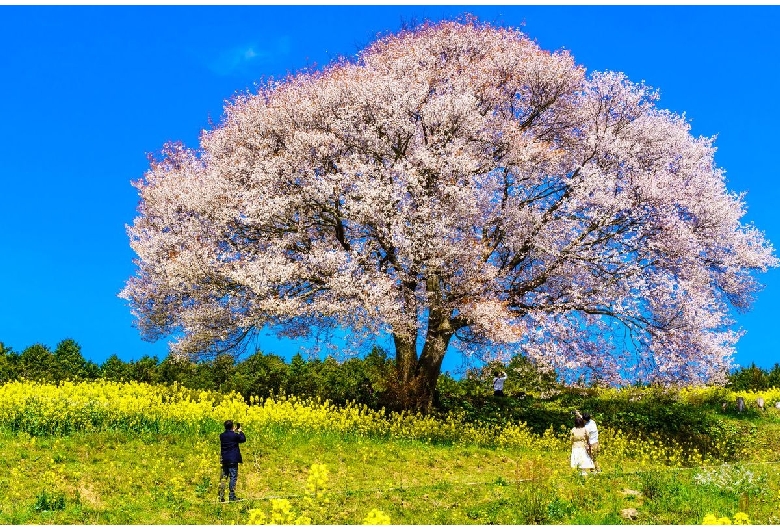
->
[1, 379, 779, 524]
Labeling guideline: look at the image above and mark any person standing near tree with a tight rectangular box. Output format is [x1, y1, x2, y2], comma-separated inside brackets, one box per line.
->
[570, 415, 595, 475]
[582, 412, 600, 472]
[493, 371, 507, 397]
[219, 419, 246, 502]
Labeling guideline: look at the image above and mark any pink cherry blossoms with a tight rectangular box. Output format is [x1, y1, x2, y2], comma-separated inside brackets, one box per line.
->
[121, 19, 777, 395]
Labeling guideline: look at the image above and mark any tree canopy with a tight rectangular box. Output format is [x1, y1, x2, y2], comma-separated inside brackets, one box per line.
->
[121, 18, 776, 408]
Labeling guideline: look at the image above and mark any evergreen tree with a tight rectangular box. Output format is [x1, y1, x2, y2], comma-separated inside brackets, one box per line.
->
[232, 350, 288, 399]
[129, 355, 159, 384]
[157, 355, 197, 386]
[53, 339, 90, 380]
[0, 342, 20, 383]
[19, 343, 56, 381]
[728, 363, 770, 391]
[101, 354, 131, 381]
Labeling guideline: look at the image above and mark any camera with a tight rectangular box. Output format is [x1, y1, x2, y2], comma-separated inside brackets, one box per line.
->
[236, 422, 241, 429]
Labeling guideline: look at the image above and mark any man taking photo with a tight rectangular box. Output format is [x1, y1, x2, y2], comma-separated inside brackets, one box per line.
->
[219, 419, 246, 502]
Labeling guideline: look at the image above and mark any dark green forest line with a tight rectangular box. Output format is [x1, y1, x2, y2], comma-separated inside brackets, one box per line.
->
[1, 339, 778, 403]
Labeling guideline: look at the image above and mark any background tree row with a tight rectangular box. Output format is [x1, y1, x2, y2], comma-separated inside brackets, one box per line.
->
[2, 339, 777, 403]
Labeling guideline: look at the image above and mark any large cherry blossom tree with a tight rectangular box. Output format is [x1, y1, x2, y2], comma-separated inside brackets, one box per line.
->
[122, 19, 776, 408]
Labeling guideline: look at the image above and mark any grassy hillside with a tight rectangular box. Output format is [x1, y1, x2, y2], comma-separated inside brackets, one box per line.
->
[1, 380, 779, 524]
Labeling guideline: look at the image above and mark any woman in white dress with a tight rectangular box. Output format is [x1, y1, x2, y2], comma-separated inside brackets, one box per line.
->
[570, 415, 595, 474]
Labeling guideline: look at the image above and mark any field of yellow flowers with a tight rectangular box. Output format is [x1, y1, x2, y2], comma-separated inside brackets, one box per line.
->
[0, 379, 779, 524]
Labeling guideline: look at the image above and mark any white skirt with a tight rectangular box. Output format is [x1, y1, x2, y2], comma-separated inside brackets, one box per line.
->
[571, 446, 594, 470]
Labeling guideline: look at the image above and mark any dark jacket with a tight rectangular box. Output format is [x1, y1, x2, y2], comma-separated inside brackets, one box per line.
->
[220, 429, 246, 464]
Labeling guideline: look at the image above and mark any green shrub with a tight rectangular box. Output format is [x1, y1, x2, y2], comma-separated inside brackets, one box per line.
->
[32, 490, 65, 512]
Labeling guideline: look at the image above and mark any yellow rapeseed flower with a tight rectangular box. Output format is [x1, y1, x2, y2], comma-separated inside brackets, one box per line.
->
[362, 509, 391, 525]
[247, 508, 266, 525]
[702, 514, 720, 525]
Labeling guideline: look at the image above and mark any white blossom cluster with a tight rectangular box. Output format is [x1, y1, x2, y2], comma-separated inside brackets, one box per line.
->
[693, 463, 763, 496]
[121, 19, 776, 387]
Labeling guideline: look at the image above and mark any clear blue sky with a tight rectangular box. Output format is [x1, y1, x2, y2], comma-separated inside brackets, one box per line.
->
[1, 5, 779, 375]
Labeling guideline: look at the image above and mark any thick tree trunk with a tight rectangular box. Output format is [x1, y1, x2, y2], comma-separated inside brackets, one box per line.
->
[393, 334, 418, 393]
[391, 332, 449, 411]
[391, 300, 455, 411]
[415, 330, 450, 411]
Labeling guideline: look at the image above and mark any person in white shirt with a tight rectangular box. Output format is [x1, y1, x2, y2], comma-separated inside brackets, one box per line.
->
[570, 415, 595, 474]
[582, 412, 599, 472]
[493, 371, 507, 397]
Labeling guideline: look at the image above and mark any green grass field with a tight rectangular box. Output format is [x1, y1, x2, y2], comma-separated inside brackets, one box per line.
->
[1, 380, 779, 524]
